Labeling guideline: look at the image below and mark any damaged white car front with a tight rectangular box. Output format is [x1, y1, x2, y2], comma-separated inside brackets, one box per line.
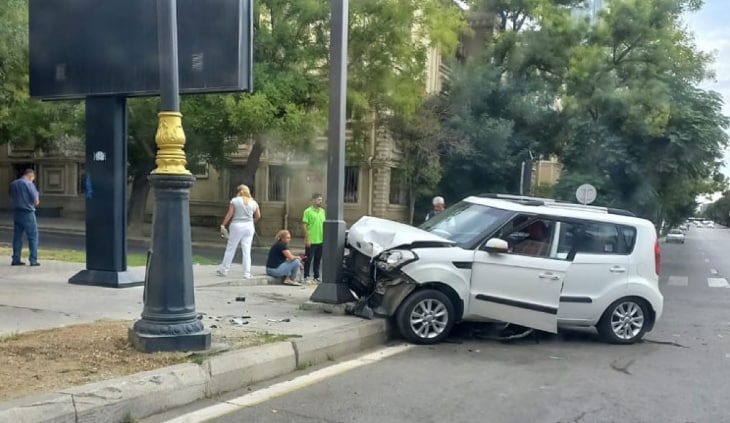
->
[342, 201, 517, 343]
[343, 215, 458, 321]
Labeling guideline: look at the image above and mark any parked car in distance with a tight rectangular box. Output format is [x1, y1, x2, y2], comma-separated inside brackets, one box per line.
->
[343, 194, 663, 345]
[666, 229, 685, 243]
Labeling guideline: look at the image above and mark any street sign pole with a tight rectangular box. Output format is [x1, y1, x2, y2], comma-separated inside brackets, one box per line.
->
[310, 0, 355, 304]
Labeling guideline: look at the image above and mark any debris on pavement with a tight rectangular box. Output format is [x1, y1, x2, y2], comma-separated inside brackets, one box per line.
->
[267, 318, 291, 323]
[235, 296, 246, 302]
[229, 317, 249, 326]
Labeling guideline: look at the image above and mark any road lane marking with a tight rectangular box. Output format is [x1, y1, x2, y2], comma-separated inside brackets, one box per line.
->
[710, 268, 719, 275]
[667, 276, 689, 286]
[708, 278, 730, 288]
[164, 344, 414, 423]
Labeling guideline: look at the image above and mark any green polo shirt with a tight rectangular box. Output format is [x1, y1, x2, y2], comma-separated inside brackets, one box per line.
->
[302, 206, 326, 244]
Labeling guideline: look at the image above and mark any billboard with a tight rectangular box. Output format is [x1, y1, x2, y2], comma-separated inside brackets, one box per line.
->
[29, 0, 253, 100]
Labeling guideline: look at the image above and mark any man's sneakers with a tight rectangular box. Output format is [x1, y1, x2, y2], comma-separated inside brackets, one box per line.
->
[30, 262, 40, 267]
[216, 269, 227, 277]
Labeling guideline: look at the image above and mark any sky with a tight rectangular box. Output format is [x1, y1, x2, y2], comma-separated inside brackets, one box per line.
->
[684, 0, 730, 182]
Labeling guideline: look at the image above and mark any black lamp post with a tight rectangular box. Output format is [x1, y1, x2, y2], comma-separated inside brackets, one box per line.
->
[128, 0, 210, 352]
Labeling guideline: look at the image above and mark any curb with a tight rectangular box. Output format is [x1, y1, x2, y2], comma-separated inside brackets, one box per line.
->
[0, 319, 391, 423]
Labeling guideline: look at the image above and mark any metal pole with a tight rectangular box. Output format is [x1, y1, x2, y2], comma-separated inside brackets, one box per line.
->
[519, 161, 525, 195]
[129, 0, 210, 352]
[310, 0, 355, 304]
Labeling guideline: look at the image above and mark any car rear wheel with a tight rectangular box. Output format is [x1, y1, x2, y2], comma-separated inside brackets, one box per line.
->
[597, 297, 649, 344]
[396, 289, 455, 344]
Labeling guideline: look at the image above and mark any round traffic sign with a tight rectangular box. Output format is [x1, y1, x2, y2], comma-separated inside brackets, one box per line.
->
[576, 184, 597, 205]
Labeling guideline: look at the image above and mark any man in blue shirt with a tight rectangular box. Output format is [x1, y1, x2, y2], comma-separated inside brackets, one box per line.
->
[9, 169, 40, 266]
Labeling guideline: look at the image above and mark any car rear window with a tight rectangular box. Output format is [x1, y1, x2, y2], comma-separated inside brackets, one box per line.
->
[619, 225, 637, 254]
[564, 222, 636, 255]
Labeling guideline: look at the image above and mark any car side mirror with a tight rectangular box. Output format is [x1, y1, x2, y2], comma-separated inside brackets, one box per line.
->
[484, 238, 509, 253]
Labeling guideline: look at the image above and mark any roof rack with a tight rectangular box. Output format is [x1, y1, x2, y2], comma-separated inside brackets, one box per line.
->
[477, 193, 636, 217]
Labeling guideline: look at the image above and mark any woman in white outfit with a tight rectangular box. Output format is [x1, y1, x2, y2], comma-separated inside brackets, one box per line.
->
[217, 184, 261, 278]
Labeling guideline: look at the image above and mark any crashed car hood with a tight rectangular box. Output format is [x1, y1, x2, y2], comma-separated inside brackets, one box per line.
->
[347, 216, 453, 257]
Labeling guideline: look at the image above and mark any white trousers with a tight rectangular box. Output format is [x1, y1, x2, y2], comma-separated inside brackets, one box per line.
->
[220, 221, 255, 277]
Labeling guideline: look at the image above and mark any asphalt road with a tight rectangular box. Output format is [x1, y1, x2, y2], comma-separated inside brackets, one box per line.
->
[145, 225, 730, 423]
[0, 228, 270, 266]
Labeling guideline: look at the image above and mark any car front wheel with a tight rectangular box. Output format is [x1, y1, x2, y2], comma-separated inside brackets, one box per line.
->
[396, 289, 455, 344]
[597, 297, 649, 344]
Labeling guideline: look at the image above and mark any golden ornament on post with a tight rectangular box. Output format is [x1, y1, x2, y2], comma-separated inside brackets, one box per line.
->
[152, 111, 191, 175]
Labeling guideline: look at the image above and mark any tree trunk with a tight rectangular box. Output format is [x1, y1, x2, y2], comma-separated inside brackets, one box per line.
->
[408, 187, 416, 226]
[243, 140, 264, 184]
[230, 140, 265, 197]
[127, 171, 152, 237]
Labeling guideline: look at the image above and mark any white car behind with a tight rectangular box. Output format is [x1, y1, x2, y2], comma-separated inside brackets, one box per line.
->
[666, 229, 685, 243]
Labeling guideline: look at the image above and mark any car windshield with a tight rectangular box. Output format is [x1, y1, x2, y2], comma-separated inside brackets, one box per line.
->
[419, 201, 512, 248]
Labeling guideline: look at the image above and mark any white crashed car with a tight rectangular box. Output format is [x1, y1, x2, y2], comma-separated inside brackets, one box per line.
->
[665, 229, 685, 243]
[343, 194, 663, 345]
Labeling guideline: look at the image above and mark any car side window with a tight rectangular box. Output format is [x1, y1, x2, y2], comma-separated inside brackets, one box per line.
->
[555, 221, 581, 260]
[576, 222, 621, 254]
[498, 216, 556, 258]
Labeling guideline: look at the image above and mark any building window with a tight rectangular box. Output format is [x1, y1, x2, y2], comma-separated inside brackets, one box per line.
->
[389, 168, 408, 205]
[344, 166, 359, 203]
[268, 165, 286, 202]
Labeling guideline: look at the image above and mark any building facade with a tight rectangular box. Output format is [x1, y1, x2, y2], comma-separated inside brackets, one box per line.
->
[1, 8, 499, 236]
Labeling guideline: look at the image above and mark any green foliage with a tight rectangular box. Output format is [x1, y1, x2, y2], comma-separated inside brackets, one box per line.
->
[557, 0, 728, 223]
[387, 95, 466, 222]
[704, 192, 730, 226]
[438, 0, 728, 226]
[0, 0, 83, 148]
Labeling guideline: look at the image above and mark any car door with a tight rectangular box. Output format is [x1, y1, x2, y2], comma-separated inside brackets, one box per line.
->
[558, 221, 630, 324]
[468, 216, 571, 333]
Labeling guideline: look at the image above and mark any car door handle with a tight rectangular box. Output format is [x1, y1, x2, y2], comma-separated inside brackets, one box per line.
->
[539, 272, 561, 281]
[610, 266, 626, 273]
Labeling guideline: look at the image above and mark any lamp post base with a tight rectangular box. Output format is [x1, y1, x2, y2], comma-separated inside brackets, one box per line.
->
[68, 270, 143, 288]
[128, 174, 210, 353]
[310, 281, 356, 304]
[128, 323, 210, 353]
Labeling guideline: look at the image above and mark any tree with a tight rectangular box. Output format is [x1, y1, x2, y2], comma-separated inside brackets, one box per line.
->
[387, 95, 468, 223]
[436, 0, 580, 202]
[556, 0, 728, 223]
[703, 192, 730, 226]
[436, 0, 727, 226]
[0, 0, 82, 151]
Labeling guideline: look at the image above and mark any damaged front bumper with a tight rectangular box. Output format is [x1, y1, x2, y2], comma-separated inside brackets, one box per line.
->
[342, 248, 416, 319]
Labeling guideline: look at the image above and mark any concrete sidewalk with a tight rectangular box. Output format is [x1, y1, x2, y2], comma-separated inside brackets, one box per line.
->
[0, 259, 389, 422]
[0, 211, 307, 250]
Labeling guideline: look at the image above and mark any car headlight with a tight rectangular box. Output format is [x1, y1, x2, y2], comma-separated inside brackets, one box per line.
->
[375, 250, 417, 272]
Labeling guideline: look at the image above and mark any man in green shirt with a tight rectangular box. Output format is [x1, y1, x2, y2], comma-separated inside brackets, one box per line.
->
[302, 193, 325, 282]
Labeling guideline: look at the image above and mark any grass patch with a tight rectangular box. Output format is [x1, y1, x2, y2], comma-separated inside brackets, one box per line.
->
[0, 245, 217, 266]
[0, 332, 20, 343]
[296, 362, 312, 371]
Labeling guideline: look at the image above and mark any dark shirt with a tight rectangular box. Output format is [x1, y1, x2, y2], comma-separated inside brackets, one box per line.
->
[266, 241, 288, 269]
[425, 209, 440, 221]
[9, 178, 39, 212]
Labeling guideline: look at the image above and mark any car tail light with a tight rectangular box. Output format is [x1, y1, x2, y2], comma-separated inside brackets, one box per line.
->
[654, 238, 661, 275]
